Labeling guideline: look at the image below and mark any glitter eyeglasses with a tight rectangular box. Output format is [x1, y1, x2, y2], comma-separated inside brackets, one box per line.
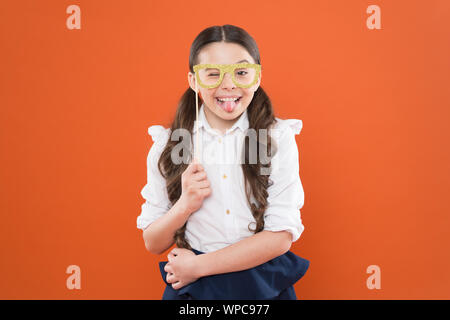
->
[193, 63, 261, 89]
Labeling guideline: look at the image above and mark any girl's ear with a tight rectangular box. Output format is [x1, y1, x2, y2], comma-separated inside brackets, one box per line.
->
[188, 72, 197, 93]
[188, 72, 203, 100]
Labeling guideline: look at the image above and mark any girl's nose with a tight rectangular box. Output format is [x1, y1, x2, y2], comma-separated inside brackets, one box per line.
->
[220, 72, 236, 89]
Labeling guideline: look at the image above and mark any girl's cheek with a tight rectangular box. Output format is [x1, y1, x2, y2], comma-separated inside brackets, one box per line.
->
[243, 91, 253, 101]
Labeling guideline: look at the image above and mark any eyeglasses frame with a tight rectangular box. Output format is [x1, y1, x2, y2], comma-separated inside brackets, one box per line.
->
[193, 63, 261, 89]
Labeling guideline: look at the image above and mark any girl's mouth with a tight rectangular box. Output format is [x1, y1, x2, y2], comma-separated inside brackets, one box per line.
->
[215, 97, 241, 113]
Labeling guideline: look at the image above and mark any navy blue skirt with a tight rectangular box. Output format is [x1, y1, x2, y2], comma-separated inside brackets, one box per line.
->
[159, 249, 310, 300]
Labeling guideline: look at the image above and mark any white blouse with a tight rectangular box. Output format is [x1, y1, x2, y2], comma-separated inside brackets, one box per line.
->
[136, 103, 305, 253]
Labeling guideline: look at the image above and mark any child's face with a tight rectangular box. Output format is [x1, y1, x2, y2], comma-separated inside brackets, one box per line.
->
[188, 41, 261, 123]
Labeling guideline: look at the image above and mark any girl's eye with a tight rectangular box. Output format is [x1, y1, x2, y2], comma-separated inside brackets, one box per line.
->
[208, 73, 220, 77]
[237, 71, 248, 76]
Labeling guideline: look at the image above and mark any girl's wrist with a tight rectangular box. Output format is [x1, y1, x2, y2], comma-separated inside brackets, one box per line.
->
[194, 253, 211, 278]
[175, 197, 191, 218]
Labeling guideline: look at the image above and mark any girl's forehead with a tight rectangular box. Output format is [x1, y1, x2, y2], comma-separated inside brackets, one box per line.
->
[197, 42, 255, 65]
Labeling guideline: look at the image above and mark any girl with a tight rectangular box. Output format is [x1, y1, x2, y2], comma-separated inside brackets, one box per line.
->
[136, 24, 310, 300]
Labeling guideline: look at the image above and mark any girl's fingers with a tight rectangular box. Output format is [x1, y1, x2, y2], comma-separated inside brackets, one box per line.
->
[185, 160, 201, 177]
[167, 252, 176, 262]
[191, 171, 207, 181]
[166, 272, 178, 284]
[192, 158, 204, 171]
[172, 281, 183, 290]
[201, 187, 212, 197]
[164, 263, 173, 273]
[192, 179, 210, 189]
[188, 159, 204, 174]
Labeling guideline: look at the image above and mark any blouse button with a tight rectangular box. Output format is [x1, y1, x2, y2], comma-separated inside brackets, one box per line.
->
[218, 137, 222, 143]
[223, 174, 227, 179]
[226, 209, 230, 215]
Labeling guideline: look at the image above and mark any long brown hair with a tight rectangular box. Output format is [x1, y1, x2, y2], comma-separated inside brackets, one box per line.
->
[157, 24, 277, 249]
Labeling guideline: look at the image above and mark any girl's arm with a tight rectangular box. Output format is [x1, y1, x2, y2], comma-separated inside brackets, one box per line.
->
[195, 230, 292, 277]
[143, 199, 190, 255]
[143, 159, 211, 255]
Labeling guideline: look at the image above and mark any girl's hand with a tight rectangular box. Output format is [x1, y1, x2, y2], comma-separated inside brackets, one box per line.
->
[178, 158, 211, 215]
[164, 248, 201, 290]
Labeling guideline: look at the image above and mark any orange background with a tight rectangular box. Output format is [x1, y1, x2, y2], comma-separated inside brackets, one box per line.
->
[1, 0, 449, 299]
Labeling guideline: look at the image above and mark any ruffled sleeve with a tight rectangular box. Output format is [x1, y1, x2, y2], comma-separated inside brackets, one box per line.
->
[263, 118, 305, 242]
[283, 119, 302, 135]
[148, 125, 170, 147]
[136, 125, 172, 231]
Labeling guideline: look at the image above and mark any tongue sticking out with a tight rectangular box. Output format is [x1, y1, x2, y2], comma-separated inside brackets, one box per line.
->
[218, 98, 240, 113]
[223, 101, 235, 112]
